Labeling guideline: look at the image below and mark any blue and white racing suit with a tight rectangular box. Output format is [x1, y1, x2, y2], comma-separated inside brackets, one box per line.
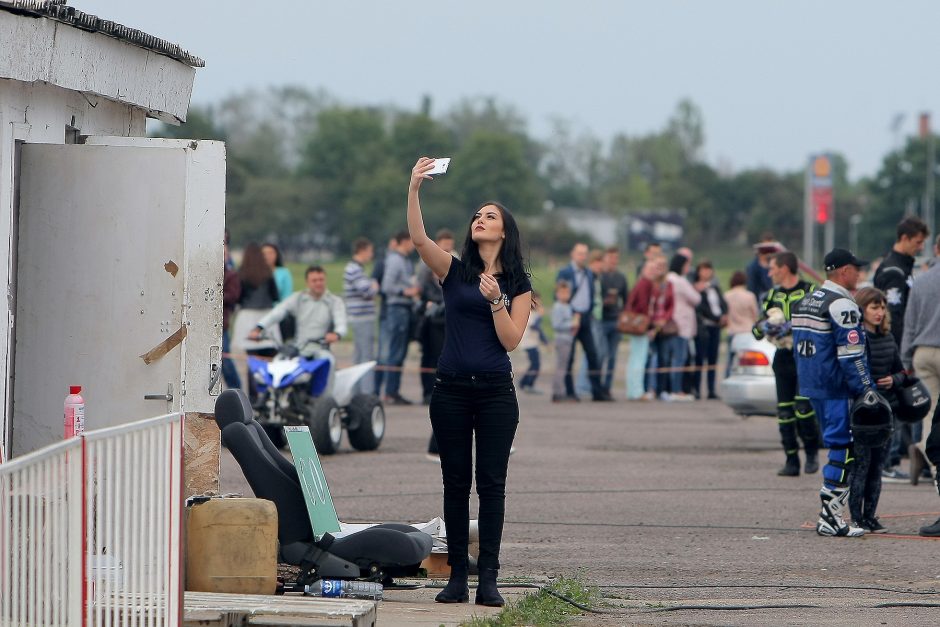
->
[791, 280, 873, 489]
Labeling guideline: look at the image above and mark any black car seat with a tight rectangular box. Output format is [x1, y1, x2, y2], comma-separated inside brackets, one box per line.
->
[215, 389, 433, 586]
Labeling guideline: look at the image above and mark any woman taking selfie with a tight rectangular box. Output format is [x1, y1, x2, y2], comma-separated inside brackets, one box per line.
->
[407, 157, 532, 607]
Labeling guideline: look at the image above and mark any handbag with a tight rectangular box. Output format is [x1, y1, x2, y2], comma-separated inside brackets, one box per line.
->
[617, 310, 650, 335]
[658, 319, 679, 337]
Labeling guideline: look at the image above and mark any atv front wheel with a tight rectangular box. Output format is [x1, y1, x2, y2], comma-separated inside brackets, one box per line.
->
[346, 394, 385, 451]
[307, 396, 342, 454]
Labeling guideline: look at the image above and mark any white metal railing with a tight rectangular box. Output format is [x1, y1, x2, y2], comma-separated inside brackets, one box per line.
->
[83, 413, 184, 627]
[0, 412, 183, 627]
[0, 438, 84, 627]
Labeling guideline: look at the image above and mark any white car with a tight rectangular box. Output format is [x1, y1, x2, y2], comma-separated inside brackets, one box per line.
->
[722, 334, 777, 416]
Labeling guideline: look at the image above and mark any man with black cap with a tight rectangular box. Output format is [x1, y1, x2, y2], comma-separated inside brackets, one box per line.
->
[792, 248, 874, 537]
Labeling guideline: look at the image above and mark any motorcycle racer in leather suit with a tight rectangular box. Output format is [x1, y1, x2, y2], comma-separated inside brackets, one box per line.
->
[792, 249, 873, 537]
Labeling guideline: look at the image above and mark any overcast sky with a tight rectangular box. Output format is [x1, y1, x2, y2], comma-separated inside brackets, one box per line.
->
[78, 0, 940, 180]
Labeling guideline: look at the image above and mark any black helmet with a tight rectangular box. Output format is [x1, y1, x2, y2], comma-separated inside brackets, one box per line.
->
[851, 389, 893, 446]
[896, 378, 931, 423]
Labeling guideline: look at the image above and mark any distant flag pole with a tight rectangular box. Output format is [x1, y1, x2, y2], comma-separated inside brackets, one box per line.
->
[922, 113, 936, 257]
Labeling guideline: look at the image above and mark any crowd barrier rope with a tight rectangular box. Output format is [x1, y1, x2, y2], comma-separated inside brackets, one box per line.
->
[222, 350, 728, 376]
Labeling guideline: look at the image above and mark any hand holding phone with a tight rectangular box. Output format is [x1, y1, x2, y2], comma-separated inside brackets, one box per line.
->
[427, 158, 451, 175]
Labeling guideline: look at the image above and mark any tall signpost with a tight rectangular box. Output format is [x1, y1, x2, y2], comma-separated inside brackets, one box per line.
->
[921, 113, 935, 258]
[804, 154, 835, 268]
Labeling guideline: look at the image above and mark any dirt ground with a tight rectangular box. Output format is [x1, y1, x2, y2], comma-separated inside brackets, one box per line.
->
[220, 348, 940, 626]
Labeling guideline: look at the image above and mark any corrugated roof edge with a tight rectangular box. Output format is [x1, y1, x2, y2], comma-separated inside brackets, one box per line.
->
[0, 0, 206, 68]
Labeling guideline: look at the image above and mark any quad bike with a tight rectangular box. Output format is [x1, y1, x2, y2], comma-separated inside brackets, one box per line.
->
[247, 338, 385, 454]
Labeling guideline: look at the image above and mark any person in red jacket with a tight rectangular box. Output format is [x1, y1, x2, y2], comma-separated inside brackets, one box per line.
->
[625, 256, 673, 400]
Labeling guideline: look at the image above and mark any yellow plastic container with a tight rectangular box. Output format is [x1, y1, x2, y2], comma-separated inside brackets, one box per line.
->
[185, 497, 278, 595]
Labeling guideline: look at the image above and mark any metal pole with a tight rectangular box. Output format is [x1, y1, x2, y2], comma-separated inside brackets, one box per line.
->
[849, 214, 862, 255]
[823, 154, 835, 253]
[803, 158, 814, 268]
[926, 128, 936, 257]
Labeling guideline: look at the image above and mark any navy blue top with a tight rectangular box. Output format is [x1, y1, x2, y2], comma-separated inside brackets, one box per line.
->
[436, 256, 532, 375]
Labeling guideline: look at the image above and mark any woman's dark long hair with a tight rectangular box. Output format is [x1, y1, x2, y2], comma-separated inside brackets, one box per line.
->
[668, 253, 689, 276]
[262, 242, 284, 267]
[239, 243, 274, 288]
[459, 201, 531, 298]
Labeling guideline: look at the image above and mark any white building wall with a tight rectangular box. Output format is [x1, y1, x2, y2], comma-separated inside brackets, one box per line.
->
[0, 78, 147, 142]
[0, 9, 196, 124]
[0, 80, 149, 459]
[0, 8, 204, 461]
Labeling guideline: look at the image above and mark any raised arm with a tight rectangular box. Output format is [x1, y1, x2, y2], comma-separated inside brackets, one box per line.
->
[408, 157, 454, 280]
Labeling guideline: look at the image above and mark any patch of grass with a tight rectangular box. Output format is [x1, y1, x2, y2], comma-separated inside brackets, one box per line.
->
[460, 575, 601, 627]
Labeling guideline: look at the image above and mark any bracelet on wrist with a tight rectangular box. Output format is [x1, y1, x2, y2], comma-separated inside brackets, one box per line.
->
[491, 304, 505, 314]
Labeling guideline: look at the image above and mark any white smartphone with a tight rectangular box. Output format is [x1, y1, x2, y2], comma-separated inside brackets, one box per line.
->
[428, 158, 451, 175]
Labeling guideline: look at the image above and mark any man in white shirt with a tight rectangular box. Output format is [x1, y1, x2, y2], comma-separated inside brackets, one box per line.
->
[249, 266, 347, 364]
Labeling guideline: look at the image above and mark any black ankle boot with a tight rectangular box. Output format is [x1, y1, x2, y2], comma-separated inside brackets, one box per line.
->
[475, 567, 504, 607]
[435, 563, 469, 603]
[777, 454, 800, 477]
[804, 450, 819, 474]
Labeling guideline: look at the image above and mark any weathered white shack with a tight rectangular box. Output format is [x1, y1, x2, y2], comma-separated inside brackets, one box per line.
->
[0, 0, 225, 491]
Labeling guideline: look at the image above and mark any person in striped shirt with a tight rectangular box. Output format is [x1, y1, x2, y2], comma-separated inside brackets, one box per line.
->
[343, 237, 380, 394]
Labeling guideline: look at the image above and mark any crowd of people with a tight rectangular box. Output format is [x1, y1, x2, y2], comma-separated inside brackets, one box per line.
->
[220, 230, 757, 411]
[542, 240, 740, 405]
[748, 216, 940, 538]
[220, 211, 940, 541]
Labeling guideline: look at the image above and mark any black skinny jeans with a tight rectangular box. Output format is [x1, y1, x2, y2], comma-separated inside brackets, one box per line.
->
[693, 325, 721, 397]
[429, 371, 519, 571]
[848, 443, 885, 524]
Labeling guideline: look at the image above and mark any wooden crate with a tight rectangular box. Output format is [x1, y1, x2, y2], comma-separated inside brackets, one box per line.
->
[419, 552, 451, 578]
[184, 591, 376, 627]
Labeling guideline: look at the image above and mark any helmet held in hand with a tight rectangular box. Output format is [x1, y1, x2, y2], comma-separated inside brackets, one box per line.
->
[850, 389, 893, 447]
[896, 378, 931, 424]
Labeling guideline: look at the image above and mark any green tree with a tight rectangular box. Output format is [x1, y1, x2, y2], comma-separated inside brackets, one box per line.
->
[539, 118, 603, 208]
[214, 86, 333, 168]
[724, 169, 804, 247]
[448, 131, 543, 216]
[666, 98, 705, 164]
[298, 107, 389, 210]
[226, 176, 327, 250]
[151, 106, 227, 141]
[860, 136, 937, 258]
[388, 112, 454, 166]
[343, 162, 410, 246]
[445, 97, 529, 145]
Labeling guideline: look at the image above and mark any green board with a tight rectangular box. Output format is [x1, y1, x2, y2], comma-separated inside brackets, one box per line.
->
[285, 426, 342, 537]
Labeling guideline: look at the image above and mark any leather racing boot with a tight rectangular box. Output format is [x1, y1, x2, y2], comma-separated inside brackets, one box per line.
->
[816, 486, 865, 537]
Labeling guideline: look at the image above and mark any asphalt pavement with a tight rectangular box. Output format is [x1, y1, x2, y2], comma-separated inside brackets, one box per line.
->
[221, 348, 940, 626]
